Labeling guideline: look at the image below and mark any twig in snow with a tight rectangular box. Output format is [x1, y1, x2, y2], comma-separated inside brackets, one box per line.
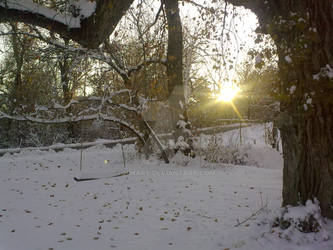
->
[234, 204, 267, 227]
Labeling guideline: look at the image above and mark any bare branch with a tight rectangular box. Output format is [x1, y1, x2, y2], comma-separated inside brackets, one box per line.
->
[127, 58, 167, 77]
[183, 0, 215, 14]
[141, 1, 163, 36]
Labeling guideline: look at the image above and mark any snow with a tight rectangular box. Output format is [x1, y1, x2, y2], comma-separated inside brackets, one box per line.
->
[298, 17, 306, 23]
[255, 54, 262, 65]
[54, 100, 79, 109]
[35, 105, 48, 111]
[76, 168, 128, 180]
[306, 98, 312, 104]
[1, 0, 80, 28]
[197, 123, 283, 169]
[0, 138, 137, 156]
[179, 100, 184, 109]
[310, 27, 317, 33]
[285, 55, 292, 63]
[175, 136, 189, 151]
[275, 200, 330, 243]
[0, 125, 332, 250]
[71, 0, 96, 18]
[177, 120, 187, 129]
[304, 103, 308, 111]
[290, 85, 296, 95]
[313, 64, 333, 80]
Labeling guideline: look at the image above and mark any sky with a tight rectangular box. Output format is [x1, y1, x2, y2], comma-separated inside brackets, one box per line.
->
[179, 1, 259, 90]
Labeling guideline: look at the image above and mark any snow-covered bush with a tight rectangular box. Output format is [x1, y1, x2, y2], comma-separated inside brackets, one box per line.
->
[170, 151, 191, 166]
[164, 140, 191, 166]
[124, 144, 142, 162]
[271, 200, 329, 243]
[200, 134, 252, 165]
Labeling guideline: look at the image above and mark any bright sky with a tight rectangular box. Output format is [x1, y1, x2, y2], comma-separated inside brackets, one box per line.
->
[179, 1, 259, 91]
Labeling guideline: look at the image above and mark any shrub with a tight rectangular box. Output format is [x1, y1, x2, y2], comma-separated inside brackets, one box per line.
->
[199, 134, 252, 165]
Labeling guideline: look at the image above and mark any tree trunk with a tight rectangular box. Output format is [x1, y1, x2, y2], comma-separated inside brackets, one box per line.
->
[271, 121, 278, 151]
[164, 0, 194, 155]
[228, 0, 333, 218]
[280, 102, 333, 218]
[57, 38, 77, 140]
[274, 0, 333, 219]
[10, 23, 25, 105]
[59, 56, 76, 140]
[8, 23, 27, 146]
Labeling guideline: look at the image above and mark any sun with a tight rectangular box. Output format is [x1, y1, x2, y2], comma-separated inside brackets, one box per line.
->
[216, 85, 239, 102]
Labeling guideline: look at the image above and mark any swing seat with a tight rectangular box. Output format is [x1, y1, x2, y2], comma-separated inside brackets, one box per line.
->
[74, 168, 129, 182]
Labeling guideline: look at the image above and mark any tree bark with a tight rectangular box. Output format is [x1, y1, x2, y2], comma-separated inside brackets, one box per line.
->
[228, 0, 333, 218]
[6, 23, 32, 146]
[58, 46, 76, 139]
[9, 23, 28, 101]
[164, 0, 194, 155]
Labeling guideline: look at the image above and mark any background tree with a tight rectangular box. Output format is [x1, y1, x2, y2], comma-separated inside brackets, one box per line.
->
[0, 23, 61, 146]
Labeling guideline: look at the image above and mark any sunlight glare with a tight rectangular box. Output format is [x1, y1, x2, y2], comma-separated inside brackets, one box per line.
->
[216, 85, 239, 102]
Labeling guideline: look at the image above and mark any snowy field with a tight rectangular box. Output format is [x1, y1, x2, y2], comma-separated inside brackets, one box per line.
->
[0, 125, 332, 250]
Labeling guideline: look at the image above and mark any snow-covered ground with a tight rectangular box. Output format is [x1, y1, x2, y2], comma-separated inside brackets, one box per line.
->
[0, 124, 332, 250]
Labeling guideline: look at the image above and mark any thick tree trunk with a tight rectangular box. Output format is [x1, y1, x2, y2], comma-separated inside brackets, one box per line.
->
[164, 0, 184, 131]
[281, 102, 333, 218]
[164, 0, 194, 155]
[228, 0, 333, 218]
[274, 0, 333, 219]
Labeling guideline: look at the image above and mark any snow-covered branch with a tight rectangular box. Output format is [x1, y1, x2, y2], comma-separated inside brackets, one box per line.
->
[0, 111, 145, 143]
[53, 99, 79, 109]
[0, 0, 134, 48]
[0, 137, 138, 156]
[0, 0, 96, 28]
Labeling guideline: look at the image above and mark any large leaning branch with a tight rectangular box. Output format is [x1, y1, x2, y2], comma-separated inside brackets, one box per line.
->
[0, 0, 134, 48]
[0, 111, 145, 144]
